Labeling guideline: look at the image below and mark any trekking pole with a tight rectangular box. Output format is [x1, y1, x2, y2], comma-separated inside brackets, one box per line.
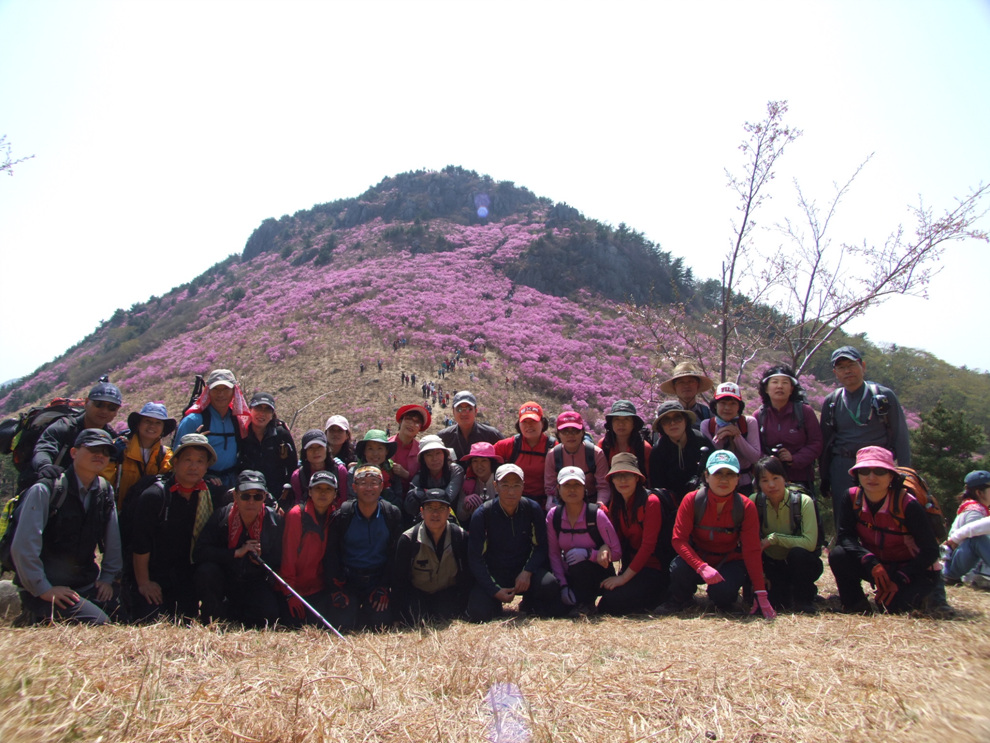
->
[248, 552, 346, 640]
[289, 391, 334, 431]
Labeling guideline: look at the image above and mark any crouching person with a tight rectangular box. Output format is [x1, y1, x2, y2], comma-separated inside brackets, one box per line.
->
[547, 466, 622, 615]
[393, 489, 472, 624]
[751, 456, 823, 613]
[279, 471, 339, 627]
[829, 446, 948, 615]
[324, 465, 403, 632]
[467, 463, 563, 621]
[657, 451, 775, 618]
[194, 470, 284, 627]
[11, 429, 121, 625]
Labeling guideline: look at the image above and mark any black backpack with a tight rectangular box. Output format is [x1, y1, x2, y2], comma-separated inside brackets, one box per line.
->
[692, 486, 747, 542]
[0, 474, 113, 574]
[551, 441, 598, 478]
[1, 399, 86, 475]
[751, 485, 825, 555]
[508, 434, 557, 463]
[550, 503, 605, 548]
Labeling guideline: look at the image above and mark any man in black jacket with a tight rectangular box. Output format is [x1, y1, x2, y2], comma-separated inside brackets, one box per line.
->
[29, 381, 123, 486]
[193, 469, 283, 627]
[466, 463, 562, 622]
[324, 464, 403, 632]
[438, 391, 502, 461]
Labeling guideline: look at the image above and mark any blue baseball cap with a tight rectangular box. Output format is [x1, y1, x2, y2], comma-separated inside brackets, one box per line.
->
[706, 450, 740, 474]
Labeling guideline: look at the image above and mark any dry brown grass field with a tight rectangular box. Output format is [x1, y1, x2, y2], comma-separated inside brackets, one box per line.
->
[1, 574, 988, 743]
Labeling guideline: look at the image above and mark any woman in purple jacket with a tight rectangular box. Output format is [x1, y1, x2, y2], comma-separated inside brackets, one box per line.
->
[754, 365, 823, 493]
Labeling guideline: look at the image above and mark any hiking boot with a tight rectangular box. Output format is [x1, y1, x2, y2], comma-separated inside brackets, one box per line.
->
[653, 597, 693, 615]
[792, 601, 819, 615]
[839, 597, 873, 615]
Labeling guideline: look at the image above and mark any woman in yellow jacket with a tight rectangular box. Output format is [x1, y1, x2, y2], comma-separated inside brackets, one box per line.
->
[103, 402, 175, 506]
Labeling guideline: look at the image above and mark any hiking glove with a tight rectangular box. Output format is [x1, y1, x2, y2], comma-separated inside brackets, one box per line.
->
[749, 590, 777, 620]
[871, 564, 898, 606]
[37, 464, 63, 481]
[565, 548, 590, 566]
[369, 586, 389, 611]
[331, 591, 350, 609]
[698, 563, 724, 585]
[288, 597, 306, 620]
[561, 586, 577, 606]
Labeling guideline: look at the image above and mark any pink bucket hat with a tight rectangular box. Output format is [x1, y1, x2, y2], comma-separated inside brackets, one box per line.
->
[848, 446, 897, 477]
[459, 441, 504, 467]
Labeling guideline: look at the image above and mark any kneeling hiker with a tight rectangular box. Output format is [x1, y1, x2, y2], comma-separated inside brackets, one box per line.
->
[829, 446, 948, 615]
[124, 433, 216, 623]
[194, 470, 284, 627]
[10, 429, 121, 625]
[547, 466, 621, 615]
[943, 470, 990, 585]
[658, 451, 775, 618]
[467, 463, 562, 621]
[279, 471, 339, 626]
[597, 453, 666, 615]
[324, 465, 403, 632]
[751, 456, 822, 613]
[393, 489, 472, 623]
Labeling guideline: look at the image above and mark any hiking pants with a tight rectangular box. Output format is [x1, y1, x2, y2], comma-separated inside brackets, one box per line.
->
[466, 567, 561, 622]
[597, 566, 667, 616]
[828, 543, 941, 613]
[564, 560, 615, 607]
[398, 586, 468, 625]
[327, 573, 394, 632]
[195, 562, 281, 627]
[944, 534, 990, 582]
[669, 555, 748, 610]
[19, 583, 120, 626]
[762, 548, 823, 607]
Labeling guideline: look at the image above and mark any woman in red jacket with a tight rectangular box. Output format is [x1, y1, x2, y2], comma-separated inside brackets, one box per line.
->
[279, 471, 340, 626]
[597, 453, 668, 615]
[657, 450, 775, 618]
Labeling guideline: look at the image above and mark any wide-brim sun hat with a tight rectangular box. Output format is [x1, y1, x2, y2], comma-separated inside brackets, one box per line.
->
[396, 403, 432, 430]
[127, 402, 177, 438]
[606, 452, 645, 481]
[848, 445, 897, 477]
[355, 429, 398, 461]
[459, 441, 504, 467]
[605, 400, 645, 431]
[653, 400, 698, 431]
[173, 432, 218, 467]
[659, 361, 714, 396]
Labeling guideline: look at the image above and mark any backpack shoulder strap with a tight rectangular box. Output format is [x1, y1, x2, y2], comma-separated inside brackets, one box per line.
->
[794, 402, 805, 431]
[732, 492, 746, 528]
[693, 487, 708, 527]
[788, 488, 803, 535]
[551, 505, 562, 537]
[585, 503, 604, 548]
[753, 491, 767, 533]
[552, 444, 563, 472]
[583, 441, 597, 476]
[510, 435, 522, 463]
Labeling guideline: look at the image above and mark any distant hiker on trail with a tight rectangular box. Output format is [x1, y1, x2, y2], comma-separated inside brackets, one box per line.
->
[750, 456, 822, 613]
[11, 429, 122, 625]
[648, 401, 708, 499]
[658, 361, 713, 432]
[194, 470, 284, 627]
[390, 403, 431, 491]
[30, 381, 124, 488]
[597, 454, 665, 616]
[104, 401, 175, 508]
[466, 463, 563, 622]
[377, 359, 383, 372]
[289, 430, 347, 513]
[657, 450, 775, 619]
[238, 392, 296, 501]
[404, 435, 464, 519]
[279, 470, 339, 626]
[819, 346, 911, 523]
[174, 368, 251, 504]
[700, 383, 761, 496]
[754, 365, 823, 494]
[392, 488, 472, 624]
[547, 466, 622, 616]
[828, 446, 949, 616]
[124, 433, 216, 624]
[545, 411, 609, 507]
[359, 362, 365, 375]
[324, 464, 403, 632]
[455, 442, 502, 526]
[942, 470, 990, 586]
[438, 391, 503, 461]
[494, 402, 557, 508]
[324, 414, 356, 466]
[598, 400, 651, 479]
[349, 430, 404, 512]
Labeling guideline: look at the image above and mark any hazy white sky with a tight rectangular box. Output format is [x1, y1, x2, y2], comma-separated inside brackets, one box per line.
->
[1, 0, 988, 385]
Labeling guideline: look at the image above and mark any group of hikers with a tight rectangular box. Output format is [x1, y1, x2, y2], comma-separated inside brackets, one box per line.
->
[4, 343, 983, 632]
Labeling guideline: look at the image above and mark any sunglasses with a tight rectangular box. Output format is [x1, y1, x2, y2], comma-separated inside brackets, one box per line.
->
[90, 400, 120, 411]
[238, 492, 266, 502]
[83, 446, 115, 457]
[857, 467, 893, 477]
